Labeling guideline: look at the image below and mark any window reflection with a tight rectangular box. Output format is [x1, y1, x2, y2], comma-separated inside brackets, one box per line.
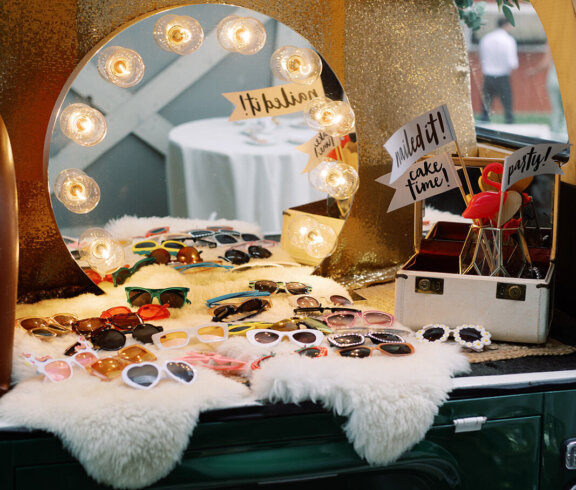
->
[465, 2, 568, 142]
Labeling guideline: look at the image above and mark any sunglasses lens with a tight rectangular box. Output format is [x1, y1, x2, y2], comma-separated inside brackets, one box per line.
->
[298, 347, 322, 358]
[44, 360, 72, 382]
[253, 331, 280, 344]
[125, 364, 160, 388]
[196, 325, 227, 342]
[166, 361, 196, 384]
[458, 327, 482, 342]
[332, 334, 363, 346]
[225, 250, 250, 265]
[330, 295, 352, 306]
[52, 314, 77, 326]
[134, 241, 157, 250]
[229, 325, 253, 334]
[187, 230, 214, 238]
[422, 327, 446, 341]
[241, 233, 261, 242]
[163, 241, 185, 253]
[248, 245, 271, 259]
[128, 289, 152, 307]
[177, 246, 202, 264]
[339, 347, 371, 358]
[238, 298, 267, 314]
[292, 331, 319, 345]
[31, 327, 57, 339]
[90, 358, 127, 380]
[74, 317, 108, 334]
[74, 351, 98, 367]
[327, 313, 356, 328]
[114, 268, 132, 286]
[286, 282, 310, 295]
[364, 312, 393, 326]
[101, 307, 131, 319]
[110, 313, 141, 331]
[119, 345, 157, 362]
[378, 343, 413, 355]
[149, 248, 172, 265]
[212, 305, 234, 321]
[369, 332, 403, 343]
[19, 318, 48, 330]
[296, 296, 320, 308]
[215, 234, 237, 244]
[254, 280, 278, 293]
[132, 323, 163, 343]
[159, 289, 187, 308]
[156, 331, 189, 349]
[92, 329, 126, 350]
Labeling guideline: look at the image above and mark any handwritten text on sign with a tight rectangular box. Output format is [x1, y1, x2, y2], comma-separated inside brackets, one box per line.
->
[384, 104, 456, 185]
[222, 78, 325, 121]
[297, 132, 337, 173]
[501, 142, 570, 191]
[376, 153, 462, 212]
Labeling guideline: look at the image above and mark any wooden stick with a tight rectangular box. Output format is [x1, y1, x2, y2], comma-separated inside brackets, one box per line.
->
[454, 140, 474, 198]
[496, 189, 506, 229]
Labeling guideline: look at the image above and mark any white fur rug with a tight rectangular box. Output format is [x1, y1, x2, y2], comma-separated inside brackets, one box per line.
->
[0, 216, 471, 488]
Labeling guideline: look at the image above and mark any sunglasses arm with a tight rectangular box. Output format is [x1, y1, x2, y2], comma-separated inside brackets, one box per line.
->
[206, 290, 270, 307]
[174, 262, 233, 271]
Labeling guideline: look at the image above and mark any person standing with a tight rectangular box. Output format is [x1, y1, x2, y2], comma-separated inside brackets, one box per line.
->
[478, 17, 518, 124]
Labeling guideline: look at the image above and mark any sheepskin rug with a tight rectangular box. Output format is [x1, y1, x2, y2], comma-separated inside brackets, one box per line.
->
[0, 216, 470, 489]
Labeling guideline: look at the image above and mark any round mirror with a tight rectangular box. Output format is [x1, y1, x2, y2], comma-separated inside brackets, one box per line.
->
[47, 3, 356, 276]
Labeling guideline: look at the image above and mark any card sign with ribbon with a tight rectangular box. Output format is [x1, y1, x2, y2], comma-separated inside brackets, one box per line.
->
[376, 152, 462, 212]
[297, 132, 337, 173]
[501, 142, 570, 191]
[384, 104, 457, 184]
[222, 78, 325, 121]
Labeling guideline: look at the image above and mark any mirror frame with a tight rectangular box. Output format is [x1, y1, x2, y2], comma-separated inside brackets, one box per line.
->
[0, 0, 479, 302]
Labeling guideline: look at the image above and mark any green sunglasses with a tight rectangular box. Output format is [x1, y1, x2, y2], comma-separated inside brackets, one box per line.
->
[113, 257, 156, 287]
[125, 287, 190, 308]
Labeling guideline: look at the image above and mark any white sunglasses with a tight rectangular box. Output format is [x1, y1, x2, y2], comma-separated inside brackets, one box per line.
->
[246, 328, 324, 348]
[122, 360, 197, 390]
[151, 324, 229, 350]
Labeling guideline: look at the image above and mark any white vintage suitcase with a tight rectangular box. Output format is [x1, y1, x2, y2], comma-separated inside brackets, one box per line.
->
[395, 172, 559, 344]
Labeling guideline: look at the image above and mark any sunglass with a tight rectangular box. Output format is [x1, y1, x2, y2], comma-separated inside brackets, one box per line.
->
[294, 306, 360, 317]
[125, 287, 190, 308]
[249, 280, 312, 295]
[210, 297, 271, 322]
[220, 245, 272, 265]
[112, 257, 156, 287]
[323, 310, 394, 330]
[289, 294, 352, 309]
[86, 345, 158, 381]
[262, 316, 333, 335]
[145, 226, 170, 237]
[206, 290, 271, 308]
[185, 230, 260, 247]
[176, 351, 247, 372]
[92, 323, 165, 350]
[21, 349, 99, 382]
[327, 331, 405, 348]
[151, 324, 229, 350]
[337, 343, 415, 358]
[17, 313, 78, 339]
[250, 345, 328, 370]
[74, 313, 143, 336]
[415, 324, 491, 352]
[246, 328, 324, 348]
[122, 360, 197, 389]
[101, 304, 171, 322]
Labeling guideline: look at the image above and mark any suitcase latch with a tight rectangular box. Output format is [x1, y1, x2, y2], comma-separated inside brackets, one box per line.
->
[415, 277, 444, 295]
[454, 416, 487, 433]
[496, 283, 526, 301]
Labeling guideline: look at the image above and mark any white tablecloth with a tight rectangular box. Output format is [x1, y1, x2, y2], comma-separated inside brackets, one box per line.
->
[166, 117, 324, 236]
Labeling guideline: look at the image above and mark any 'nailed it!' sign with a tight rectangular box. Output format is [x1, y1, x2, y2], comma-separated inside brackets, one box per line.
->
[384, 104, 457, 184]
[376, 152, 462, 212]
[223, 78, 325, 121]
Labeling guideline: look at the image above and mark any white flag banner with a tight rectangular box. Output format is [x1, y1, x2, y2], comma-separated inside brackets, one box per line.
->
[376, 152, 462, 212]
[296, 132, 337, 173]
[384, 104, 457, 185]
[501, 142, 570, 191]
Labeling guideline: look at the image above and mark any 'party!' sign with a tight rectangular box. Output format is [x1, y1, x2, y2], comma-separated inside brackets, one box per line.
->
[223, 78, 325, 121]
[377, 153, 462, 212]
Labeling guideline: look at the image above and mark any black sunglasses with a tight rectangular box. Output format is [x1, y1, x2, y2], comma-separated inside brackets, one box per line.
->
[211, 297, 269, 322]
[89, 323, 165, 351]
[220, 245, 272, 265]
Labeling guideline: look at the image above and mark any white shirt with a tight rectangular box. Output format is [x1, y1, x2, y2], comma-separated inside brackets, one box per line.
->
[479, 28, 518, 77]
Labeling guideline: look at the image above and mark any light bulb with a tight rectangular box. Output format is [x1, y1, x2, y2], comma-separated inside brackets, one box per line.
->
[270, 46, 322, 85]
[308, 159, 359, 199]
[78, 228, 125, 276]
[59, 103, 107, 146]
[153, 14, 204, 55]
[304, 97, 355, 137]
[287, 215, 337, 259]
[97, 46, 145, 87]
[54, 168, 100, 214]
[217, 15, 266, 55]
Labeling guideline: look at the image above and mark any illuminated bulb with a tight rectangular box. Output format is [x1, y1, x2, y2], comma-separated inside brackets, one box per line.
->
[153, 14, 204, 55]
[59, 103, 107, 147]
[305, 97, 355, 137]
[308, 159, 359, 199]
[270, 46, 322, 85]
[217, 15, 266, 55]
[97, 46, 145, 87]
[287, 215, 337, 259]
[54, 168, 100, 214]
[78, 228, 125, 276]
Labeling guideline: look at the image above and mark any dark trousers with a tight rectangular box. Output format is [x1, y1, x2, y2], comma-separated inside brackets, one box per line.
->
[481, 75, 514, 124]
